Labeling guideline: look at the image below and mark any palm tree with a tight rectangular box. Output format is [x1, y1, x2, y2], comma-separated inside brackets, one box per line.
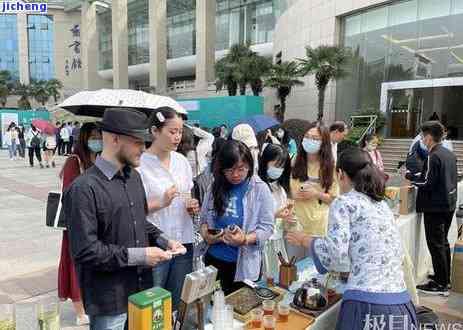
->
[298, 45, 351, 121]
[0, 70, 12, 84]
[265, 61, 304, 122]
[15, 83, 32, 109]
[0, 84, 9, 107]
[45, 78, 63, 103]
[215, 43, 270, 96]
[245, 55, 272, 96]
[215, 57, 238, 96]
[31, 80, 50, 106]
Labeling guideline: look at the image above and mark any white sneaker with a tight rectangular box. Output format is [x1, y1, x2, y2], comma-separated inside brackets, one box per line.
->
[76, 314, 90, 326]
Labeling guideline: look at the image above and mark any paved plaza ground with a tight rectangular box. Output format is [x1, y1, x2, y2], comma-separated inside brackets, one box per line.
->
[0, 150, 461, 329]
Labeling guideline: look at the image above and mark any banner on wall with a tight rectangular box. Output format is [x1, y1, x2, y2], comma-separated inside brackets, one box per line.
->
[1, 112, 19, 148]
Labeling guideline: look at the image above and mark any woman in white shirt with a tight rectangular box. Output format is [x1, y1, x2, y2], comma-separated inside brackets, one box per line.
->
[138, 107, 199, 311]
[4, 122, 19, 160]
[258, 144, 293, 279]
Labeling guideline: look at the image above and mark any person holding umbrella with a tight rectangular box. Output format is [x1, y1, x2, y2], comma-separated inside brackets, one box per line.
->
[31, 119, 58, 168]
[65, 108, 183, 329]
[26, 124, 44, 168]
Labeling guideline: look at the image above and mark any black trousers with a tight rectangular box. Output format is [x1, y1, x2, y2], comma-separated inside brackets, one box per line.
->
[28, 147, 42, 166]
[423, 211, 454, 287]
[68, 136, 74, 154]
[204, 252, 244, 296]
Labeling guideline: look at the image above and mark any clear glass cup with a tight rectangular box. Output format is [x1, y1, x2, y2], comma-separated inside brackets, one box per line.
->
[14, 301, 38, 330]
[277, 302, 290, 322]
[250, 308, 263, 328]
[224, 304, 234, 328]
[262, 315, 276, 330]
[262, 300, 275, 316]
[0, 304, 15, 330]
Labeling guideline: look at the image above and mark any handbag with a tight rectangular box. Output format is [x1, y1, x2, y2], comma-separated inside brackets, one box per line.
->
[45, 155, 82, 229]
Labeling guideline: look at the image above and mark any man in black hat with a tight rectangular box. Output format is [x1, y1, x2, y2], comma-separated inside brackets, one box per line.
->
[65, 108, 186, 330]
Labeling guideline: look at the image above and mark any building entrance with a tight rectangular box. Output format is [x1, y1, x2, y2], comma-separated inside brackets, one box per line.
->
[381, 78, 463, 139]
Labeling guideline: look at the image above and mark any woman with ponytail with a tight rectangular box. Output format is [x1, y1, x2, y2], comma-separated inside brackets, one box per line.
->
[287, 148, 417, 329]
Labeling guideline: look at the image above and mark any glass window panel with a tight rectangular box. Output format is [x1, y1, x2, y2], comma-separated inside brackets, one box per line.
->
[454, 0, 463, 14]
[389, 0, 417, 27]
[361, 6, 388, 33]
[345, 14, 361, 37]
[419, 0, 451, 19]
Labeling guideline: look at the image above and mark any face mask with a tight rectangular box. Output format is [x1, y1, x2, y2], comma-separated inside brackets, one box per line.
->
[88, 139, 103, 153]
[267, 166, 284, 180]
[302, 138, 321, 154]
[276, 130, 284, 139]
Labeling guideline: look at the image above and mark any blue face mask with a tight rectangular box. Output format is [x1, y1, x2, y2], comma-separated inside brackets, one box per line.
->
[88, 139, 103, 153]
[302, 138, 322, 154]
[267, 166, 284, 180]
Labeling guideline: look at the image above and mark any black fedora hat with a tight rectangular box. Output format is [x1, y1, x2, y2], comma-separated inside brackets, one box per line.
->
[98, 108, 151, 142]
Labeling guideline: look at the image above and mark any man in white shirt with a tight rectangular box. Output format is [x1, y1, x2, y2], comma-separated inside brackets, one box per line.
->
[330, 121, 348, 163]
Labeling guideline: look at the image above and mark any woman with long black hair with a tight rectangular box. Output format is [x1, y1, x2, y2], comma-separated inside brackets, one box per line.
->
[289, 122, 338, 258]
[258, 144, 292, 278]
[58, 122, 102, 326]
[287, 148, 417, 330]
[200, 140, 274, 294]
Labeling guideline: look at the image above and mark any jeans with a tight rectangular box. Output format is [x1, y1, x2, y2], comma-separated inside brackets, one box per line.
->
[18, 139, 26, 158]
[89, 313, 127, 330]
[423, 211, 454, 287]
[153, 243, 193, 310]
[7, 142, 17, 159]
[28, 147, 42, 166]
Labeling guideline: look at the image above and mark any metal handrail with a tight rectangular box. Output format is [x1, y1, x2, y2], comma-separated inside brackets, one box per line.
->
[350, 115, 377, 145]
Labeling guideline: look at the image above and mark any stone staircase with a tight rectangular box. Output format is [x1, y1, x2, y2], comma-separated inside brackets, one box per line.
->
[378, 139, 463, 174]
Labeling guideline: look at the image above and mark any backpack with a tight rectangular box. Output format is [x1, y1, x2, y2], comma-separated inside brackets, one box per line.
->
[30, 132, 40, 148]
[405, 142, 426, 181]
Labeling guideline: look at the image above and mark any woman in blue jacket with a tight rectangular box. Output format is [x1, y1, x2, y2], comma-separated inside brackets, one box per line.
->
[200, 140, 275, 295]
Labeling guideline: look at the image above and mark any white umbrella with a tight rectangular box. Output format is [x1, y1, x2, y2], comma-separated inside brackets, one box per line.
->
[58, 89, 187, 117]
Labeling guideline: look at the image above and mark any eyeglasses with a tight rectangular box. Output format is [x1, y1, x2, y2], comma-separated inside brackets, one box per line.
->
[224, 166, 249, 176]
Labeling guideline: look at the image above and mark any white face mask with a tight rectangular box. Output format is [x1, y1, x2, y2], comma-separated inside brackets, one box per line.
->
[302, 138, 322, 154]
[267, 166, 284, 180]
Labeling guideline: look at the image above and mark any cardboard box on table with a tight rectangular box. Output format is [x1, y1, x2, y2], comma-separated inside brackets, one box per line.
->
[451, 240, 463, 294]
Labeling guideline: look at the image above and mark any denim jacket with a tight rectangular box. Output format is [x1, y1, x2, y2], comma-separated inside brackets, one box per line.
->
[200, 175, 275, 281]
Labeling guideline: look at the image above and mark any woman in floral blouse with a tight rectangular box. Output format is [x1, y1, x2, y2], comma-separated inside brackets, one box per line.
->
[287, 148, 417, 330]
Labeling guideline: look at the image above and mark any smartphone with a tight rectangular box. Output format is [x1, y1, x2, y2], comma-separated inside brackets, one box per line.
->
[169, 249, 187, 256]
[208, 229, 222, 235]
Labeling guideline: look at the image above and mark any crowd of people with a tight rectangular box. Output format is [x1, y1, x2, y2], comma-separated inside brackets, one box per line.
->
[45, 105, 460, 330]
[2, 121, 81, 167]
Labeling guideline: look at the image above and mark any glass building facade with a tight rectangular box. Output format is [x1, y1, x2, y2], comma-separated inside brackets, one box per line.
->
[336, 0, 463, 137]
[0, 15, 19, 80]
[128, 0, 149, 65]
[28, 15, 54, 81]
[167, 0, 196, 59]
[98, 6, 112, 70]
[97, 0, 279, 66]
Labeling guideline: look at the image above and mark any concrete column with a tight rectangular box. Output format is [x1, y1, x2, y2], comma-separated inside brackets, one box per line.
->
[195, 0, 216, 91]
[81, 1, 107, 90]
[111, 0, 129, 89]
[148, 0, 167, 93]
[17, 13, 30, 85]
